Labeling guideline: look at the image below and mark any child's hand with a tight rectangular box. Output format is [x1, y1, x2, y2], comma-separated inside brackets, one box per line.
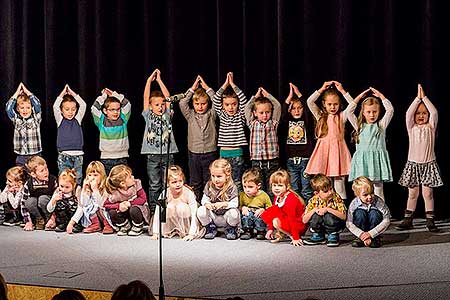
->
[198, 75, 210, 90]
[191, 76, 201, 90]
[150, 233, 159, 240]
[333, 81, 347, 94]
[254, 208, 265, 217]
[13, 82, 24, 98]
[318, 81, 334, 93]
[255, 87, 263, 98]
[265, 229, 274, 240]
[354, 88, 371, 104]
[241, 206, 249, 216]
[66, 223, 74, 234]
[370, 87, 385, 99]
[364, 238, 372, 247]
[24, 221, 34, 231]
[155, 69, 162, 83]
[183, 234, 194, 241]
[21, 83, 32, 96]
[360, 232, 371, 241]
[228, 72, 236, 88]
[221, 73, 231, 89]
[291, 239, 303, 247]
[291, 83, 302, 98]
[260, 87, 269, 98]
[316, 207, 328, 216]
[67, 84, 77, 96]
[204, 203, 213, 210]
[102, 88, 113, 96]
[418, 83, 426, 99]
[119, 201, 129, 212]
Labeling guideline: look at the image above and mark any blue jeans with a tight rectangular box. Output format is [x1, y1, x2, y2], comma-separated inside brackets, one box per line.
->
[16, 153, 40, 166]
[101, 158, 128, 175]
[353, 208, 383, 232]
[241, 211, 266, 232]
[287, 157, 313, 201]
[188, 151, 217, 202]
[224, 156, 245, 192]
[146, 154, 174, 209]
[251, 159, 279, 197]
[57, 153, 84, 185]
[309, 213, 345, 234]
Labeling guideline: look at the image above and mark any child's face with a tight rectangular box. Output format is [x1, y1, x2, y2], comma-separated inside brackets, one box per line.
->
[17, 101, 32, 118]
[103, 102, 121, 121]
[243, 181, 260, 197]
[87, 171, 102, 187]
[150, 96, 164, 116]
[316, 187, 334, 202]
[357, 188, 374, 205]
[58, 178, 74, 194]
[121, 172, 135, 189]
[193, 97, 208, 114]
[168, 175, 184, 195]
[414, 103, 430, 125]
[271, 182, 287, 197]
[32, 164, 49, 182]
[61, 101, 77, 120]
[362, 103, 380, 124]
[323, 95, 340, 115]
[289, 102, 304, 119]
[210, 168, 227, 189]
[223, 97, 238, 116]
[6, 176, 23, 193]
[253, 103, 272, 123]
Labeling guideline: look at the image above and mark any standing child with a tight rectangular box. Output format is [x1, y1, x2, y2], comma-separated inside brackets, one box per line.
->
[212, 72, 249, 191]
[244, 87, 281, 195]
[141, 69, 178, 214]
[303, 174, 347, 247]
[46, 169, 82, 232]
[151, 165, 202, 241]
[53, 84, 87, 185]
[197, 159, 240, 240]
[6, 82, 42, 166]
[347, 176, 391, 248]
[103, 165, 150, 236]
[305, 81, 353, 201]
[239, 168, 272, 240]
[91, 88, 131, 174]
[21, 156, 57, 231]
[261, 170, 306, 246]
[282, 83, 315, 201]
[397, 84, 443, 232]
[179, 75, 217, 202]
[0, 166, 27, 226]
[347, 87, 394, 200]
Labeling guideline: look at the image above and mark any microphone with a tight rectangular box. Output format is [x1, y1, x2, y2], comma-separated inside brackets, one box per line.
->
[164, 93, 185, 102]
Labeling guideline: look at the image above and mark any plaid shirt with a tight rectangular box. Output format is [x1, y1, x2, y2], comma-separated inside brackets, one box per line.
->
[305, 192, 347, 214]
[6, 95, 42, 155]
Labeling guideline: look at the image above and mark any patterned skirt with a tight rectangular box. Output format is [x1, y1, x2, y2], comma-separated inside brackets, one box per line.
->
[398, 160, 443, 188]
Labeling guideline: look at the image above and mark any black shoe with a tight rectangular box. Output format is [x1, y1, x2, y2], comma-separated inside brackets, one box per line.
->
[204, 223, 217, 239]
[369, 237, 382, 248]
[240, 229, 252, 240]
[256, 230, 266, 240]
[3, 217, 21, 226]
[55, 224, 67, 233]
[351, 238, 364, 248]
[426, 218, 439, 232]
[226, 226, 237, 240]
[72, 223, 84, 233]
[395, 217, 413, 231]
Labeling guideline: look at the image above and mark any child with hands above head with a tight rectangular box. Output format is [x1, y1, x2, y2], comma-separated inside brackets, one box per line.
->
[53, 84, 86, 185]
[303, 174, 347, 247]
[397, 84, 443, 232]
[244, 87, 281, 196]
[0, 166, 27, 226]
[6, 82, 43, 166]
[151, 165, 202, 241]
[212, 72, 249, 191]
[347, 87, 394, 200]
[346, 176, 391, 248]
[197, 159, 240, 240]
[141, 69, 178, 215]
[305, 81, 353, 201]
[103, 165, 150, 236]
[281, 83, 315, 201]
[179, 75, 217, 202]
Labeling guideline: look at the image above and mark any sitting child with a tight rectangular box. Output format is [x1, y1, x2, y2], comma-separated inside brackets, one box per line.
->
[346, 176, 391, 248]
[239, 168, 272, 240]
[303, 174, 347, 247]
[1, 166, 27, 226]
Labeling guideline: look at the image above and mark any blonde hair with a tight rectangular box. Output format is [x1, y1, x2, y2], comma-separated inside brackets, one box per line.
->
[59, 169, 77, 190]
[352, 97, 381, 144]
[16, 93, 30, 105]
[315, 90, 344, 139]
[105, 164, 132, 194]
[6, 166, 27, 183]
[209, 158, 233, 201]
[242, 168, 262, 185]
[352, 176, 374, 195]
[310, 173, 332, 192]
[269, 169, 305, 205]
[25, 156, 47, 174]
[84, 161, 107, 193]
[193, 87, 209, 102]
[167, 165, 186, 182]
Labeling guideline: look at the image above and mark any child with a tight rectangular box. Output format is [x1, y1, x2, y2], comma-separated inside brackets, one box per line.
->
[103, 165, 150, 236]
[197, 158, 240, 240]
[303, 174, 347, 247]
[261, 170, 306, 246]
[67, 161, 112, 234]
[46, 169, 82, 232]
[347, 176, 391, 248]
[305, 81, 353, 201]
[141, 69, 178, 214]
[239, 168, 272, 240]
[347, 87, 394, 200]
[244, 87, 281, 195]
[397, 84, 443, 232]
[212, 72, 249, 191]
[151, 165, 202, 241]
[91, 88, 131, 174]
[53, 84, 87, 185]
[0, 166, 27, 226]
[6, 82, 42, 166]
[21, 156, 57, 231]
[281, 83, 315, 201]
[179, 75, 217, 202]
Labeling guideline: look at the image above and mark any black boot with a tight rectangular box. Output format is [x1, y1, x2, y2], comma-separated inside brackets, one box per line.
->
[426, 211, 439, 232]
[396, 210, 414, 231]
[240, 228, 252, 240]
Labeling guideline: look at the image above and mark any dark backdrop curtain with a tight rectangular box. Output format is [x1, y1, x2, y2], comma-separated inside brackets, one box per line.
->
[0, 0, 448, 218]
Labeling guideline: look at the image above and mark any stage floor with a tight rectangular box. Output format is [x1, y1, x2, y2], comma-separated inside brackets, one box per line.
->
[1, 219, 450, 300]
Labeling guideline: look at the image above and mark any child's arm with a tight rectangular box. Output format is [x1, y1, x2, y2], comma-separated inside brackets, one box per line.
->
[419, 85, 438, 129]
[129, 187, 147, 206]
[244, 96, 256, 126]
[347, 88, 371, 130]
[5, 83, 25, 120]
[46, 189, 62, 213]
[345, 199, 365, 238]
[367, 199, 391, 238]
[266, 89, 281, 123]
[212, 74, 229, 114]
[179, 77, 200, 119]
[371, 87, 394, 129]
[229, 73, 250, 110]
[302, 207, 318, 224]
[198, 76, 215, 101]
[68, 85, 87, 124]
[20, 183, 33, 230]
[143, 69, 157, 112]
[91, 91, 108, 127]
[112, 90, 131, 123]
[185, 189, 199, 240]
[53, 86, 67, 126]
[155, 69, 171, 110]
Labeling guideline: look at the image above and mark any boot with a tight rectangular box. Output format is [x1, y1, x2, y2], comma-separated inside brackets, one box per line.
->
[35, 217, 46, 230]
[240, 228, 252, 240]
[256, 230, 266, 240]
[117, 220, 131, 236]
[426, 211, 439, 232]
[395, 210, 414, 231]
[83, 214, 101, 233]
[128, 221, 144, 236]
[204, 222, 217, 239]
[225, 226, 237, 240]
[98, 212, 114, 234]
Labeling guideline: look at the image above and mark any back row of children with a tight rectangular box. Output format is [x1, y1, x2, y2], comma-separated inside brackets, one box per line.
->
[3, 70, 443, 237]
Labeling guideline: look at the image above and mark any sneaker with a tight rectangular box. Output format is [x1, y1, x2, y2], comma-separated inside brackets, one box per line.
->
[351, 238, 364, 248]
[326, 233, 340, 247]
[102, 222, 115, 235]
[204, 223, 217, 240]
[128, 223, 144, 236]
[369, 237, 382, 248]
[117, 221, 131, 236]
[73, 223, 83, 233]
[35, 218, 45, 230]
[55, 224, 66, 233]
[226, 226, 237, 240]
[3, 217, 21, 226]
[304, 232, 326, 245]
[240, 229, 252, 240]
[256, 230, 266, 240]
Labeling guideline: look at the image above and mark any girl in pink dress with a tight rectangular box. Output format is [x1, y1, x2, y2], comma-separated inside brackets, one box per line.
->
[305, 81, 353, 200]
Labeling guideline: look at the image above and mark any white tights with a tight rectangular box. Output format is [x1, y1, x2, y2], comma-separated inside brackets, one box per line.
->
[373, 182, 384, 200]
[406, 185, 434, 212]
[333, 176, 346, 200]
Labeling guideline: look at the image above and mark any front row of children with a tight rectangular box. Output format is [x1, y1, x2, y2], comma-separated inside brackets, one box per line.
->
[1, 155, 392, 248]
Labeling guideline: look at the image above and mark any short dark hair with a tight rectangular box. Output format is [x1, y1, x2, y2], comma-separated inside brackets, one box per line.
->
[111, 280, 156, 300]
[51, 289, 86, 300]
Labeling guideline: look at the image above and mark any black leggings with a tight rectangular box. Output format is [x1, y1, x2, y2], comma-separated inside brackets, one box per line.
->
[108, 206, 143, 225]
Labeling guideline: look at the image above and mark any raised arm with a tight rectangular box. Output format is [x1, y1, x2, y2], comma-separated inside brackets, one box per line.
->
[91, 91, 108, 127]
[371, 87, 394, 130]
[346, 88, 371, 130]
[143, 70, 157, 112]
[419, 85, 438, 129]
[262, 88, 281, 123]
[113, 90, 131, 123]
